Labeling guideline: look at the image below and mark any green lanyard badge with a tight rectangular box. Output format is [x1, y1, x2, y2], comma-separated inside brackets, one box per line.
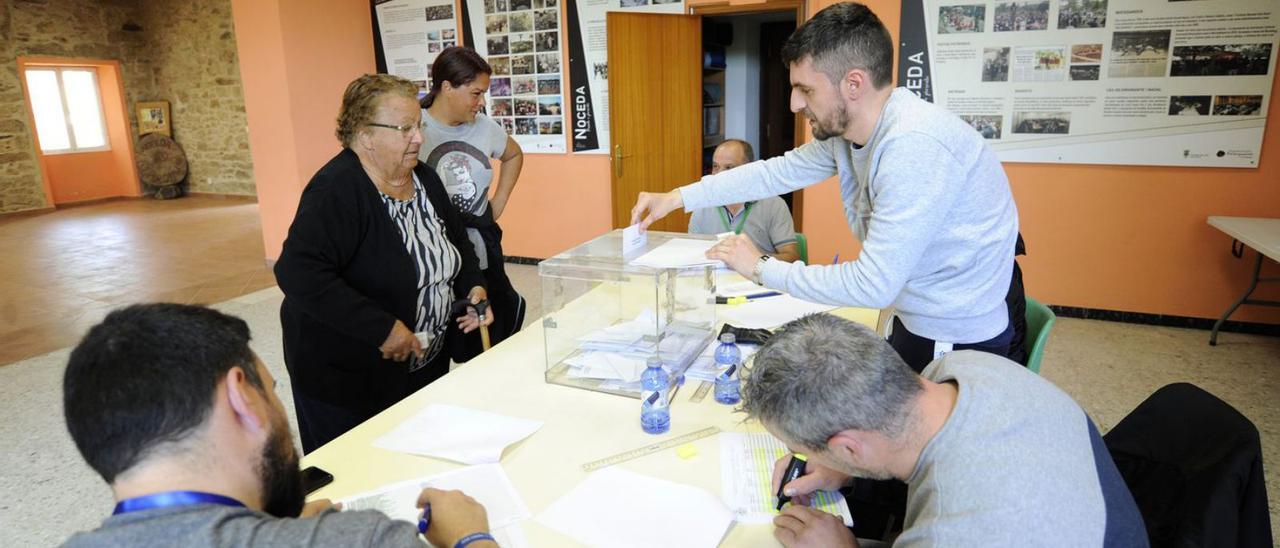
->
[717, 202, 754, 234]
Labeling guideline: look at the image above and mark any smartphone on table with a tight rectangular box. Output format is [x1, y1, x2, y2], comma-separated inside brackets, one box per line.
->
[301, 466, 334, 495]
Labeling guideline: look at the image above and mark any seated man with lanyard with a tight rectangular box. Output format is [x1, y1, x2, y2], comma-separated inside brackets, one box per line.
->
[688, 139, 801, 263]
[62, 303, 497, 548]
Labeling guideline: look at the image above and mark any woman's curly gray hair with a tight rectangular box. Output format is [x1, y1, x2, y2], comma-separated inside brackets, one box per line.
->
[335, 74, 419, 147]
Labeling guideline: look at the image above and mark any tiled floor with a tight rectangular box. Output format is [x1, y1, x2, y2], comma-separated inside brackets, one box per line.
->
[1, 198, 1277, 545]
[0, 196, 273, 365]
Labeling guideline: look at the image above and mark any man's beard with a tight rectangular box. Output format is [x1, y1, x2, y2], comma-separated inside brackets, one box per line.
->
[806, 103, 849, 141]
[258, 423, 305, 518]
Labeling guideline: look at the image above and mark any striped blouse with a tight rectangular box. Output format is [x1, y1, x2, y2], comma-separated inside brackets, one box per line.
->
[378, 173, 461, 370]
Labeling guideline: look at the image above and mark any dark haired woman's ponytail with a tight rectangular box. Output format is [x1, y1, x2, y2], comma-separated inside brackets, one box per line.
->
[421, 88, 439, 109]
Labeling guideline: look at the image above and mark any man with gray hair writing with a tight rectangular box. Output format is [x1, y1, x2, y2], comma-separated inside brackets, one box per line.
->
[742, 313, 1147, 547]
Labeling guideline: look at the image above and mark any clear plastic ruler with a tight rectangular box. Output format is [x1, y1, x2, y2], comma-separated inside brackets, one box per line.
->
[690, 381, 713, 403]
[581, 426, 722, 472]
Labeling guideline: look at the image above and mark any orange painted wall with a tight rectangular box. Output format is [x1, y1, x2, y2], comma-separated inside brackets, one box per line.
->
[18, 59, 140, 205]
[243, 0, 1279, 324]
[231, 0, 375, 259]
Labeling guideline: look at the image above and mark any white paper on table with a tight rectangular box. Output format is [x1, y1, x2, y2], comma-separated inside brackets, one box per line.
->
[622, 224, 648, 257]
[537, 467, 735, 548]
[337, 464, 531, 546]
[719, 294, 838, 329]
[629, 238, 724, 269]
[373, 404, 543, 464]
[565, 351, 647, 383]
[716, 280, 764, 298]
[720, 433, 854, 526]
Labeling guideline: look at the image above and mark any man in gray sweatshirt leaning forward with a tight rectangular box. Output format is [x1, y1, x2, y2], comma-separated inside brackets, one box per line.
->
[632, 2, 1022, 372]
[748, 314, 1147, 547]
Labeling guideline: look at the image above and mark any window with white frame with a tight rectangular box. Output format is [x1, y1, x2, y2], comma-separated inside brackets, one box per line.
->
[24, 67, 110, 154]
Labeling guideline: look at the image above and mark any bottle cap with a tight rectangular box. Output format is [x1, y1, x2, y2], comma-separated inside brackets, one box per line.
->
[719, 333, 736, 343]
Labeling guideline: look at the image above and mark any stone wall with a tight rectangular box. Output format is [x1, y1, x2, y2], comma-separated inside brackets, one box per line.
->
[0, 0, 256, 214]
[131, 0, 255, 195]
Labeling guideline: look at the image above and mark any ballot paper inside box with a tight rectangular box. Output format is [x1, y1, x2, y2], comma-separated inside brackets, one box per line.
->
[539, 229, 717, 398]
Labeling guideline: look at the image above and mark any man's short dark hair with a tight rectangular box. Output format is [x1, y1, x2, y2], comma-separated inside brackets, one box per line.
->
[64, 304, 262, 483]
[781, 2, 895, 89]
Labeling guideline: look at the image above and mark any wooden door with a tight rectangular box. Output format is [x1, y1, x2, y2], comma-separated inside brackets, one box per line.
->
[607, 13, 701, 232]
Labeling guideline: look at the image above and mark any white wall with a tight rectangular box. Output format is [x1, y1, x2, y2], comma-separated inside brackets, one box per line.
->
[723, 17, 760, 155]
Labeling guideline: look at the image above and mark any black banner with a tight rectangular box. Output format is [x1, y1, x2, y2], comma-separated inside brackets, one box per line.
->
[461, 0, 476, 50]
[897, 0, 933, 103]
[564, 0, 599, 152]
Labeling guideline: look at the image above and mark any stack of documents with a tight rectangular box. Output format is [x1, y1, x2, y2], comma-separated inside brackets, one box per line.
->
[719, 433, 854, 525]
[566, 310, 711, 391]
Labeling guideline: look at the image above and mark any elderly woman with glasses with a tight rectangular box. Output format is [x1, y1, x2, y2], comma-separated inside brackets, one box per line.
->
[275, 74, 493, 453]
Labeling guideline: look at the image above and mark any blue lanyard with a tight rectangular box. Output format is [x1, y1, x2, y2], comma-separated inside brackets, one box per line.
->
[113, 491, 246, 515]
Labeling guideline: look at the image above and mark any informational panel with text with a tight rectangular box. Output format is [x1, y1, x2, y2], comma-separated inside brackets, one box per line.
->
[899, 0, 1278, 167]
[376, 0, 462, 87]
[563, 0, 685, 154]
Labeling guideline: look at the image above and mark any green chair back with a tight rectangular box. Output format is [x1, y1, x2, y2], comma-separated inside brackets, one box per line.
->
[1025, 297, 1056, 374]
[794, 233, 809, 264]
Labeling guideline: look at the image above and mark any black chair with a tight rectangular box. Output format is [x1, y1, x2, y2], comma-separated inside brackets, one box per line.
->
[1104, 383, 1272, 547]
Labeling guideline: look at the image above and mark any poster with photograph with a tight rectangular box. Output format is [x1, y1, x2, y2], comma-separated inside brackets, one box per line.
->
[376, 0, 461, 92]
[898, 0, 1278, 167]
[563, 0, 685, 153]
[465, 0, 567, 153]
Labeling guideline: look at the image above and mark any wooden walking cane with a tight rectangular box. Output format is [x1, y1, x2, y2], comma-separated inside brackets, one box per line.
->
[453, 298, 493, 352]
[475, 300, 492, 351]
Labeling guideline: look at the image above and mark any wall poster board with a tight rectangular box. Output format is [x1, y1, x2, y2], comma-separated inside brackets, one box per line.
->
[463, 0, 569, 153]
[375, 0, 463, 92]
[898, 0, 1278, 167]
[562, 0, 685, 154]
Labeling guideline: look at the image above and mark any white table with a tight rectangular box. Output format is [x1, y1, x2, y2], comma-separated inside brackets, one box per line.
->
[301, 298, 879, 546]
[1206, 216, 1280, 345]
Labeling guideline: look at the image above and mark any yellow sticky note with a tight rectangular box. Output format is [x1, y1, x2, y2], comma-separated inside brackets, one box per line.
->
[676, 443, 698, 460]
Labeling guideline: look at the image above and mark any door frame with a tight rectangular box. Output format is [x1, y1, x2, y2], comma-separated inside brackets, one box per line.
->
[688, 0, 808, 231]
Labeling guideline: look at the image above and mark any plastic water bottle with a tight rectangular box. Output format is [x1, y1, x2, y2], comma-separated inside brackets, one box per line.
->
[714, 333, 742, 405]
[640, 357, 670, 434]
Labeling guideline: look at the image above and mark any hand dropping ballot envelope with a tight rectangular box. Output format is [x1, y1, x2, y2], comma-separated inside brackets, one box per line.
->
[622, 224, 648, 257]
[373, 404, 543, 464]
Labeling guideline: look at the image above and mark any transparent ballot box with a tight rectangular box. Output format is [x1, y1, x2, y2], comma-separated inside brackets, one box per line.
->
[539, 230, 718, 398]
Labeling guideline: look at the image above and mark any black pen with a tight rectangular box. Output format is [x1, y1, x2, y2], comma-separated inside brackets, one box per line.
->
[775, 454, 808, 510]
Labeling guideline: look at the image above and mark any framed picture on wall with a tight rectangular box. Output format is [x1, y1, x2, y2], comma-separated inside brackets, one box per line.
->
[137, 101, 171, 137]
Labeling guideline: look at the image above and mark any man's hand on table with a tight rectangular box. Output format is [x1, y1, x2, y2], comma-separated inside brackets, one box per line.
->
[773, 505, 859, 548]
[707, 234, 766, 280]
[417, 488, 496, 548]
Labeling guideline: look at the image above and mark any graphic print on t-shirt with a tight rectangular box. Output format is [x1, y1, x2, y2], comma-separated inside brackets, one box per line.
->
[424, 141, 492, 216]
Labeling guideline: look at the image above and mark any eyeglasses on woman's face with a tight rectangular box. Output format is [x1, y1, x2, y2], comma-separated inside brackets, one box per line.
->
[366, 120, 426, 138]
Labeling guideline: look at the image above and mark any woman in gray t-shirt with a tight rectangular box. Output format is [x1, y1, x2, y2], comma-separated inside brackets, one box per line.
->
[419, 47, 527, 357]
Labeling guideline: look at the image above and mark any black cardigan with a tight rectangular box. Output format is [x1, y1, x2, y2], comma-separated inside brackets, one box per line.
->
[274, 148, 484, 406]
